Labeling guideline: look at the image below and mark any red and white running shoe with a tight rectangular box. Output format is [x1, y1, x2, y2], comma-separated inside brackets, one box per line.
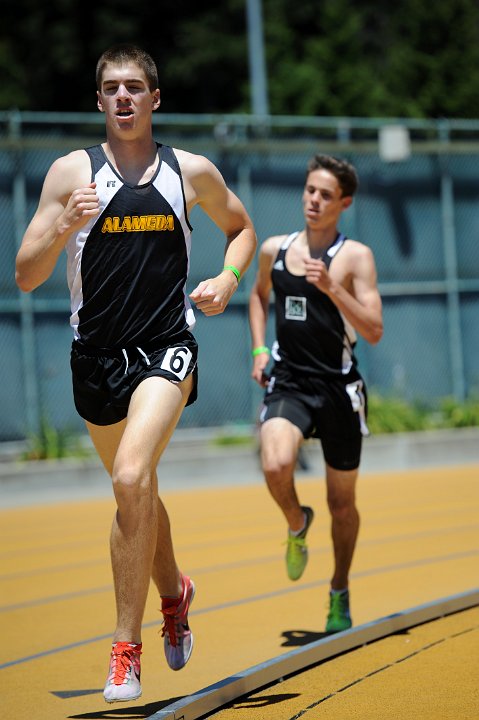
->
[161, 574, 195, 670]
[103, 641, 142, 703]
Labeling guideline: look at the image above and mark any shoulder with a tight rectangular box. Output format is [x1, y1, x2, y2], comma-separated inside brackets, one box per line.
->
[49, 148, 90, 174]
[255, 235, 288, 280]
[45, 149, 91, 195]
[172, 147, 227, 207]
[339, 239, 378, 279]
[341, 239, 376, 262]
[172, 147, 221, 181]
[260, 233, 288, 257]
[33, 149, 91, 208]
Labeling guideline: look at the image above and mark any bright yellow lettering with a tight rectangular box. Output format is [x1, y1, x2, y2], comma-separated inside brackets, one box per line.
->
[100, 214, 175, 233]
[130, 216, 145, 231]
[101, 217, 113, 233]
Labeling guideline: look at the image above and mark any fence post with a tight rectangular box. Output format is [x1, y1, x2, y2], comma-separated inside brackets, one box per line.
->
[11, 110, 41, 436]
[438, 121, 466, 401]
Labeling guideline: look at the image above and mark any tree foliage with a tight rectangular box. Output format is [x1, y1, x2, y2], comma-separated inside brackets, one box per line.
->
[1, 0, 478, 117]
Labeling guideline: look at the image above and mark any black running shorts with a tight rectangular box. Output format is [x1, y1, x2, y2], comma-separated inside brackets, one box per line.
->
[70, 332, 198, 426]
[259, 362, 368, 471]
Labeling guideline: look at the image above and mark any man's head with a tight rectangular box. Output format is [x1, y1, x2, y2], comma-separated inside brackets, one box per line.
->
[96, 44, 159, 92]
[306, 155, 358, 198]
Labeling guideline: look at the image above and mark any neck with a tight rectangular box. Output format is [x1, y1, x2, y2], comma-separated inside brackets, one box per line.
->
[103, 134, 158, 184]
[303, 227, 339, 253]
[105, 130, 156, 162]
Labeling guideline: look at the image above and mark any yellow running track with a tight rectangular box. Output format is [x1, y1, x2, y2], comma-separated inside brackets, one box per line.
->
[0, 463, 478, 719]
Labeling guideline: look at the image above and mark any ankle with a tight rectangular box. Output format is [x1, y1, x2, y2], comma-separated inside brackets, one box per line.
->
[289, 510, 307, 536]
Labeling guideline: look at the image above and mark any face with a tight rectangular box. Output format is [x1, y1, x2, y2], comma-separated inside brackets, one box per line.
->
[302, 169, 352, 230]
[96, 61, 160, 133]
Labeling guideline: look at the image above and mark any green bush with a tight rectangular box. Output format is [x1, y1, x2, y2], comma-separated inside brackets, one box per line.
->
[19, 397, 479, 460]
[367, 394, 479, 435]
[22, 418, 92, 461]
[437, 396, 479, 428]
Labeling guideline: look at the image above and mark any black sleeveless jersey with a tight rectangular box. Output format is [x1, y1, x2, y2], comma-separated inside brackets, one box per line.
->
[66, 143, 194, 348]
[271, 231, 358, 378]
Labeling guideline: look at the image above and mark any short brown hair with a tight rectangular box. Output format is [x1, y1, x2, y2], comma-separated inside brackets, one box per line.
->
[307, 154, 359, 198]
[96, 44, 159, 91]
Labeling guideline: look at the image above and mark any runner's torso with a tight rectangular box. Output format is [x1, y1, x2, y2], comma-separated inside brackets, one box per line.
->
[271, 231, 358, 377]
[66, 143, 195, 347]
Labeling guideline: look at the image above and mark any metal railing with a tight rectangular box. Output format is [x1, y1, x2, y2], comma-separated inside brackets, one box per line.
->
[1, 112, 478, 440]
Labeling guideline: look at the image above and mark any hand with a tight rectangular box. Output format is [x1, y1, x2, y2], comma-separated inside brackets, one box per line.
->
[189, 271, 237, 316]
[60, 182, 100, 234]
[251, 353, 270, 386]
[304, 257, 332, 293]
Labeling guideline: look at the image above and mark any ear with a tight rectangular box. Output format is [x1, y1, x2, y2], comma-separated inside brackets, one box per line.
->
[152, 89, 161, 111]
[97, 91, 104, 113]
[342, 196, 353, 210]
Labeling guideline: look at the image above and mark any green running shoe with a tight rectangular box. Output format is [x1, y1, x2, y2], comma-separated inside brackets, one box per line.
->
[285, 506, 314, 581]
[326, 590, 352, 632]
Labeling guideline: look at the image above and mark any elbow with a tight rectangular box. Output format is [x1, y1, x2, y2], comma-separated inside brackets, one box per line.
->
[15, 271, 35, 294]
[368, 322, 383, 345]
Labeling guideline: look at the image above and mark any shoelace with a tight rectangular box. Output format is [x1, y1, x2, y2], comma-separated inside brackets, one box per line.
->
[331, 592, 348, 608]
[161, 601, 191, 648]
[161, 579, 192, 648]
[285, 536, 307, 548]
[327, 592, 349, 617]
[108, 643, 141, 686]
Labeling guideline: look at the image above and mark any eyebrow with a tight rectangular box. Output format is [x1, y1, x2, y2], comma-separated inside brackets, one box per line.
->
[102, 77, 147, 86]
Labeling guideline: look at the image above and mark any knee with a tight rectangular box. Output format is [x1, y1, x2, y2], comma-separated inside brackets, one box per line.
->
[327, 493, 357, 522]
[262, 449, 296, 480]
[260, 420, 301, 480]
[112, 461, 151, 503]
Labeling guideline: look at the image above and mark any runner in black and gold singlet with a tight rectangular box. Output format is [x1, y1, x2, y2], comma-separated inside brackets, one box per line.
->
[16, 44, 257, 703]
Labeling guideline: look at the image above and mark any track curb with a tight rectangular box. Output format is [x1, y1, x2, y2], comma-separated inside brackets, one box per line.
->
[147, 588, 479, 720]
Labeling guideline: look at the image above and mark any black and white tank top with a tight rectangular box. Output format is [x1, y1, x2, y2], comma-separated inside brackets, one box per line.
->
[66, 143, 194, 348]
[271, 231, 358, 377]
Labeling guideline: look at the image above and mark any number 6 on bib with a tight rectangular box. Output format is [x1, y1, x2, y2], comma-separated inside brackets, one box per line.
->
[160, 347, 193, 381]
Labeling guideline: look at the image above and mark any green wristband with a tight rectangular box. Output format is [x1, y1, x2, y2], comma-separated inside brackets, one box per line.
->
[223, 264, 241, 282]
[251, 346, 270, 357]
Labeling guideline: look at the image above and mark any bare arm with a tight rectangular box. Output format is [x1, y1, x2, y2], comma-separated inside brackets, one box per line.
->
[176, 151, 257, 316]
[249, 236, 281, 385]
[15, 151, 99, 292]
[304, 243, 383, 345]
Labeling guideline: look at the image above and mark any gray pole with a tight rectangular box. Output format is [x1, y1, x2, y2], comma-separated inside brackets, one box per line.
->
[10, 110, 41, 436]
[246, 0, 269, 116]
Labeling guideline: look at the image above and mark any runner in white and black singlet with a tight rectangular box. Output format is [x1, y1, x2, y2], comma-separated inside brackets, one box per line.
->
[271, 230, 357, 377]
[67, 142, 201, 426]
[249, 154, 383, 635]
[16, 44, 257, 703]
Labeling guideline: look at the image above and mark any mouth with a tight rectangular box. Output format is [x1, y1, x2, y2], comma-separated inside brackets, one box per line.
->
[116, 108, 134, 119]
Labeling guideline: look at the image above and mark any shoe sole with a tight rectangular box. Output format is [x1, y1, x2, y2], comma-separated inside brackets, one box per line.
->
[326, 624, 352, 633]
[104, 689, 142, 704]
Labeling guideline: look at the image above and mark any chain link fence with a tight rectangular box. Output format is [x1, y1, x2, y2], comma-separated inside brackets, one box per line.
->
[1, 113, 478, 441]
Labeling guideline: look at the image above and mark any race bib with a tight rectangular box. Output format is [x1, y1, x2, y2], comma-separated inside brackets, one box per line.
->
[160, 346, 193, 381]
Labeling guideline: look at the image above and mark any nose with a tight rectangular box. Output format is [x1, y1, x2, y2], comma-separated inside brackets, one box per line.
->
[116, 83, 130, 100]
